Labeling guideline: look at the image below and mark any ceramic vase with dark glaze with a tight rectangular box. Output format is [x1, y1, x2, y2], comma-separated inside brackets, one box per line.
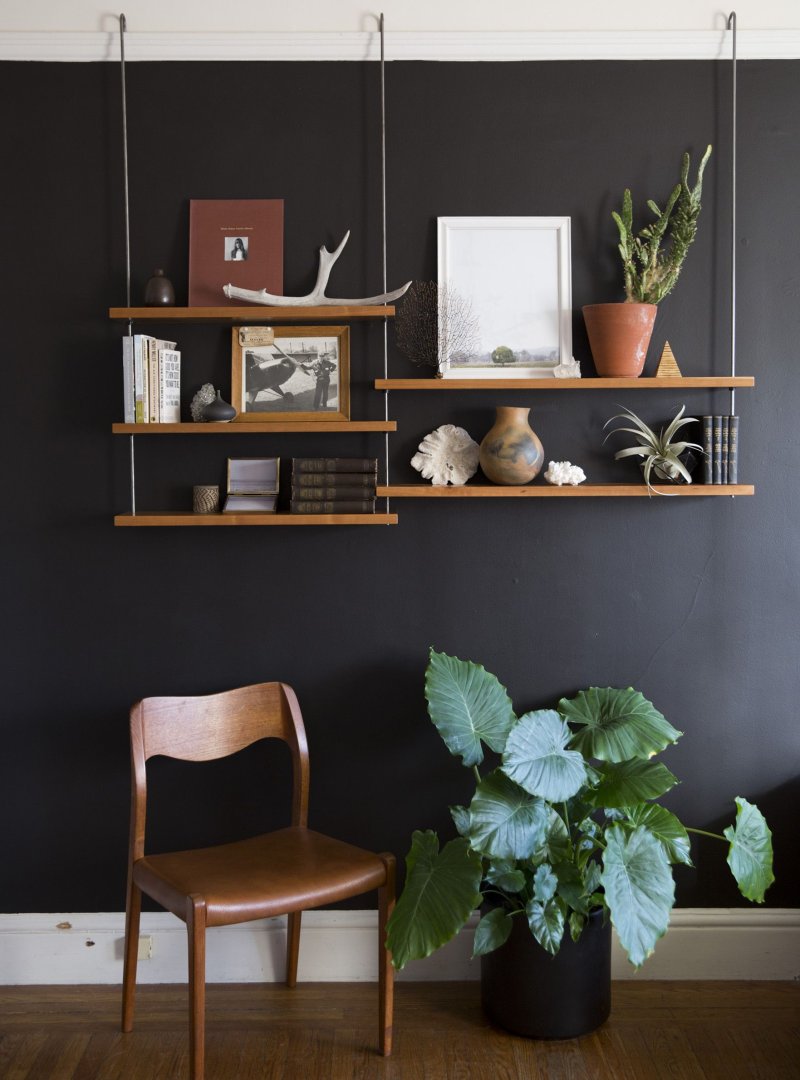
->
[143, 268, 176, 306]
[481, 906, 611, 1039]
[582, 302, 657, 377]
[203, 390, 237, 422]
[479, 406, 544, 485]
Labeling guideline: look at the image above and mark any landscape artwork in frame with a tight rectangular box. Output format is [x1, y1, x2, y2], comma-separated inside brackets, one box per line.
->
[437, 216, 573, 378]
[231, 326, 350, 422]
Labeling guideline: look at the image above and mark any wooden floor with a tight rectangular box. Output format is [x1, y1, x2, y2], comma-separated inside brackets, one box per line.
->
[1, 982, 799, 1079]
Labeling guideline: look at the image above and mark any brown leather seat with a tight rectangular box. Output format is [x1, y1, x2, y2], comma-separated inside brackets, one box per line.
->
[121, 682, 394, 1080]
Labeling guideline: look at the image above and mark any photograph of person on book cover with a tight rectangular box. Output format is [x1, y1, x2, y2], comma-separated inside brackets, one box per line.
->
[225, 236, 248, 261]
[231, 325, 350, 423]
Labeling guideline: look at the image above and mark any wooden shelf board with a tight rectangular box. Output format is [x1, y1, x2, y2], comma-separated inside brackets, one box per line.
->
[375, 376, 754, 390]
[112, 420, 396, 434]
[114, 512, 398, 527]
[378, 484, 754, 498]
[110, 305, 395, 322]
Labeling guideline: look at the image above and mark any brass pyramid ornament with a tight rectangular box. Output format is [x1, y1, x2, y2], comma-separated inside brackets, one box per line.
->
[656, 340, 682, 377]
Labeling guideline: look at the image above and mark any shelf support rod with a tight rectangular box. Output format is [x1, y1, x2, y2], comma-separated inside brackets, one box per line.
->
[380, 13, 391, 517]
[120, 14, 136, 516]
[727, 11, 737, 417]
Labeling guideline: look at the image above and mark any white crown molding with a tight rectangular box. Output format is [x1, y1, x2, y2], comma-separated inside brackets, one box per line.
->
[1, 909, 798, 985]
[1, 29, 799, 63]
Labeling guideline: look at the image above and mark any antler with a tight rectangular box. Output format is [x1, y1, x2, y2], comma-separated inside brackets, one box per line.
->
[223, 230, 411, 307]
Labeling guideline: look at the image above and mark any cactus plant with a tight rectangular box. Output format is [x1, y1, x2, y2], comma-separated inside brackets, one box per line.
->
[613, 145, 712, 304]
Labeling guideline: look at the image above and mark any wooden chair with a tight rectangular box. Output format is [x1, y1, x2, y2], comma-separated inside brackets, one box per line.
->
[121, 682, 395, 1079]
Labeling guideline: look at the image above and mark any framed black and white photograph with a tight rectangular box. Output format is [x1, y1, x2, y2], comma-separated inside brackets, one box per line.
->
[231, 325, 350, 422]
[437, 216, 574, 378]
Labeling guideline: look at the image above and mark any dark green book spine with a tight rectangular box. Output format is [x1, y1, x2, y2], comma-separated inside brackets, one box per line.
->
[702, 416, 713, 484]
[292, 472, 377, 488]
[728, 415, 739, 484]
[712, 416, 723, 484]
[721, 416, 730, 484]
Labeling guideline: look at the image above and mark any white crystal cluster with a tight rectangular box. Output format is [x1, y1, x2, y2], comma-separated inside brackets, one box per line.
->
[544, 460, 586, 486]
[190, 383, 217, 422]
[410, 424, 480, 486]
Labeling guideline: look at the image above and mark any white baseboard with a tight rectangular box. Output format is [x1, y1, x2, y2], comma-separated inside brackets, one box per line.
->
[1, 909, 798, 985]
[0, 29, 798, 63]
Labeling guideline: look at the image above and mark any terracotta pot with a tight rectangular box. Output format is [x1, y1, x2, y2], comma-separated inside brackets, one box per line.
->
[582, 302, 657, 378]
[479, 406, 544, 485]
[481, 907, 611, 1039]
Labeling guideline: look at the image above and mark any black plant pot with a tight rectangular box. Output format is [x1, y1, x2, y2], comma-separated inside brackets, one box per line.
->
[481, 908, 611, 1039]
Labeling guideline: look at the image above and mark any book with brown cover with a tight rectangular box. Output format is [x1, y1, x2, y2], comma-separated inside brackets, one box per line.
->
[188, 199, 284, 306]
[292, 458, 378, 474]
[290, 499, 376, 514]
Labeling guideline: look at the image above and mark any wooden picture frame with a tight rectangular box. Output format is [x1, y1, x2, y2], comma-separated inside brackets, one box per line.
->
[437, 216, 573, 378]
[231, 325, 350, 422]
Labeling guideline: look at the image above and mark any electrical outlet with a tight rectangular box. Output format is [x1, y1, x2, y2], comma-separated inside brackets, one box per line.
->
[137, 935, 153, 960]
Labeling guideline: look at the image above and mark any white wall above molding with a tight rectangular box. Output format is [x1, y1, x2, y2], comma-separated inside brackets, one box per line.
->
[1, 909, 798, 985]
[2, 29, 800, 63]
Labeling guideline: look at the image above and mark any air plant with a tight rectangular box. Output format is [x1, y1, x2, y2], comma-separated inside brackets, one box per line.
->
[604, 405, 703, 492]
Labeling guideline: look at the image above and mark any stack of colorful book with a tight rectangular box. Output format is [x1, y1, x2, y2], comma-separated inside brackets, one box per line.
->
[290, 458, 377, 514]
[702, 415, 739, 484]
[122, 334, 181, 424]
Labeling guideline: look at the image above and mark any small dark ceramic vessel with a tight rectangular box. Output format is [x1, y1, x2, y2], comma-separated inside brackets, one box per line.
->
[143, 268, 176, 306]
[203, 390, 237, 423]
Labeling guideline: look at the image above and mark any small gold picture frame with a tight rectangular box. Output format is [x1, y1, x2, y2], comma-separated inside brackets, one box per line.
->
[231, 325, 350, 422]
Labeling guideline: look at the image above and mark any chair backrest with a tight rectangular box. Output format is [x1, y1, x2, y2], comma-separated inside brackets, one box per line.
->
[128, 682, 309, 862]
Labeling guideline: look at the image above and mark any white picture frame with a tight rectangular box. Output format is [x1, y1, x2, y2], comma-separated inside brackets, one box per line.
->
[437, 216, 574, 378]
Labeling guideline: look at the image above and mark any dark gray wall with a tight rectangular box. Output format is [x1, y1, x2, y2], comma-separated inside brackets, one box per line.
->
[1, 59, 797, 912]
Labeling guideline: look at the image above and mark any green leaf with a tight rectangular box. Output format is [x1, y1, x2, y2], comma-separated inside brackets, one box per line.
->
[723, 797, 775, 903]
[502, 710, 588, 801]
[386, 831, 482, 970]
[553, 861, 587, 911]
[591, 759, 679, 808]
[626, 803, 692, 866]
[450, 804, 471, 837]
[472, 907, 513, 958]
[425, 649, 516, 767]
[533, 808, 571, 864]
[467, 769, 549, 860]
[485, 861, 527, 894]
[569, 911, 586, 942]
[526, 897, 566, 955]
[601, 825, 675, 968]
[560, 687, 682, 762]
[533, 864, 558, 903]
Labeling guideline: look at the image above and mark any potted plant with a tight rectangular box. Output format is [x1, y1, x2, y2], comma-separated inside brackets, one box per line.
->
[583, 145, 712, 377]
[386, 650, 774, 1038]
[604, 404, 703, 492]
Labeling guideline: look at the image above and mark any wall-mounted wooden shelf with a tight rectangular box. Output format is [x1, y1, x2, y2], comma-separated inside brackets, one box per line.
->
[375, 376, 754, 390]
[111, 305, 395, 322]
[112, 421, 396, 435]
[115, 512, 398, 527]
[378, 484, 754, 498]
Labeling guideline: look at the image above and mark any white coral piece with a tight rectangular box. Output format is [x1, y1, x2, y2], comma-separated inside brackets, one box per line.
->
[544, 460, 587, 486]
[411, 425, 480, 486]
[190, 383, 217, 422]
[553, 356, 582, 378]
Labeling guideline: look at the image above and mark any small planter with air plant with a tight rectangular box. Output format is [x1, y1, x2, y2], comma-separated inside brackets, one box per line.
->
[604, 404, 704, 492]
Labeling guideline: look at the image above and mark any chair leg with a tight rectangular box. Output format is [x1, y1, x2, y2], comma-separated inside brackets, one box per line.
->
[286, 910, 302, 988]
[121, 878, 142, 1033]
[377, 853, 396, 1056]
[187, 896, 208, 1080]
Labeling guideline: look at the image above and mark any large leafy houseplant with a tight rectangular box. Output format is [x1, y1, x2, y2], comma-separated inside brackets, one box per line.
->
[386, 650, 774, 972]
